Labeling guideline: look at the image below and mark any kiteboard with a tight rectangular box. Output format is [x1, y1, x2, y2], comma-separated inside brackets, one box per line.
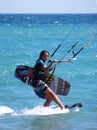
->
[65, 103, 82, 109]
[0, 103, 82, 116]
[15, 65, 70, 96]
[19, 103, 82, 116]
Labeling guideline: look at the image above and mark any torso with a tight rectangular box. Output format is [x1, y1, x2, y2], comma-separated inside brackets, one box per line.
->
[33, 59, 46, 82]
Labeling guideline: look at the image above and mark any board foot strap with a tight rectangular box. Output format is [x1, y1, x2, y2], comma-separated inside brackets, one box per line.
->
[65, 103, 82, 109]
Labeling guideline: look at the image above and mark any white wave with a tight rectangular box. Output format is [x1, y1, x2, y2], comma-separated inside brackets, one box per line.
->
[21, 106, 70, 116]
[12, 105, 79, 116]
[0, 105, 79, 116]
[0, 106, 14, 115]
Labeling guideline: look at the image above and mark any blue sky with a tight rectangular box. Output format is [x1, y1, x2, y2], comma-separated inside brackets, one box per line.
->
[0, 0, 97, 14]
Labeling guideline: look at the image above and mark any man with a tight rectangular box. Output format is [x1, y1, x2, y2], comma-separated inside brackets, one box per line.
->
[32, 50, 65, 109]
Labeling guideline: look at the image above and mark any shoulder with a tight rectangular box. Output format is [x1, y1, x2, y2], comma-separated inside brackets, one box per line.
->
[37, 59, 45, 65]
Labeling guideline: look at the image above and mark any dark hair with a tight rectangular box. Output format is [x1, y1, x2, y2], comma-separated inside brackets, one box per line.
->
[39, 50, 49, 58]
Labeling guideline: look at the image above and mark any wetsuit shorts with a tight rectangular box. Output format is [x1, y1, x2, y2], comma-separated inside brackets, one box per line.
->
[33, 80, 48, 99]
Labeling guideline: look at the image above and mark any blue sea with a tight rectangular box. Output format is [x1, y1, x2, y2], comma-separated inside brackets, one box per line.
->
[0, 14, 97, 130]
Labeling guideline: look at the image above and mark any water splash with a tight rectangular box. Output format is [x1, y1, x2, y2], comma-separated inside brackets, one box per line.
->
[0, 106, 14, 115]
[9, 106, 79, 116]
[0, 105, 80, 116]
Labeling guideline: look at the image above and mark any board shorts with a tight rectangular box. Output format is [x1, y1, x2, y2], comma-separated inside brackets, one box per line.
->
[32, 80, 48, 99]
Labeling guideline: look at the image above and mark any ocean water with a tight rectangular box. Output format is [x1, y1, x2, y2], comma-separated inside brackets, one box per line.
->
[0, 14, 97, 130]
